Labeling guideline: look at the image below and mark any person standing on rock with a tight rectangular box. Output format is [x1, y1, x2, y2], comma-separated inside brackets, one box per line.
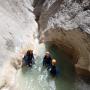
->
[23, 49, 35, 67]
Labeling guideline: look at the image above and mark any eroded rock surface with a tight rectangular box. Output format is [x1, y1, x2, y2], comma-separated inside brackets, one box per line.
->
[34, 0, 90, 76]
[0, 0, 38, 89]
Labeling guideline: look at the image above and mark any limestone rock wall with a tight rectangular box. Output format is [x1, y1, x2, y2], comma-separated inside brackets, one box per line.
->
[0, 0, 38, 89]
[34, 0, 90, 76]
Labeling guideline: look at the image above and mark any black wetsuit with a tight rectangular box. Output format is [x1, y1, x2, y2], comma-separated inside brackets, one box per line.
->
[43, 55, 52, 68]
[50, 65, 56, 76]
[23, 53, 34, 66]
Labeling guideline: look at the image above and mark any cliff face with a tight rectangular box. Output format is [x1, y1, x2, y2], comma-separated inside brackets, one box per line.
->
[0, 0, 38, 89]
[0, 0, 38, 66]
[34, 0, 90, 76]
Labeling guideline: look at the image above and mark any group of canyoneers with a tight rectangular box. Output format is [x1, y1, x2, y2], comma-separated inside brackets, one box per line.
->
[22, 50, 57, 76]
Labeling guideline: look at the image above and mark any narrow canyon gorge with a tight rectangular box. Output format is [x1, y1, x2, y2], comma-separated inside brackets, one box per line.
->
[0, 0, 90, 90]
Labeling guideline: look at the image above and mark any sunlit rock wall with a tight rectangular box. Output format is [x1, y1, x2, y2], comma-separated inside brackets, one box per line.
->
[0, 0, 38, 89]
[0, 0, 38, 66]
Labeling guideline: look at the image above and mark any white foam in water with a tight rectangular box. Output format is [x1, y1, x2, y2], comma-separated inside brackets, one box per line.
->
[49, 80, 56, 90]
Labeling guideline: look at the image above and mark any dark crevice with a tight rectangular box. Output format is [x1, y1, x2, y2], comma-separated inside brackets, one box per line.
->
[83, 4, 90, 11]
[33, 0, 45, 8]
[33, 0, 46, 22]
[33, 0, 38, 7]
[72, 0, 83, 3]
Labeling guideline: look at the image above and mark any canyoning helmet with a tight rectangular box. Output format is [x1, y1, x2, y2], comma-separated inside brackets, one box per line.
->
[45, 51, 50, 57]
[52, 59, 56, 65]
[45, 51, 50, 55]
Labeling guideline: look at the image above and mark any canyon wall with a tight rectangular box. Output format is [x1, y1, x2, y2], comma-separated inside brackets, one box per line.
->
[0, 0, 38, 67]
[34, 0, 90, 76]
[0, 0, 38, 89]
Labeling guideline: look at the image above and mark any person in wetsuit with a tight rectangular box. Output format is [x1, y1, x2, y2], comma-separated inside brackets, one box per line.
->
[50, 59, 57, 76]
[23, 50, 34, 67]
[43, 52, 52, 69]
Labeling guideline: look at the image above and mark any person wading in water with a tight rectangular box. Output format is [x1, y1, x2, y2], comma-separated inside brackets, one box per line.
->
[23, 50, 34, 67]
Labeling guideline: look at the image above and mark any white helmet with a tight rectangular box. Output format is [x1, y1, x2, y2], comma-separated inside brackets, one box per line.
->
[45, 51, 50, 55]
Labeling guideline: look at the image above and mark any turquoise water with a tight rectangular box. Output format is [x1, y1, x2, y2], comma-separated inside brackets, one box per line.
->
[48, 45, 76, 90]
[16, 43, 89, 90]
